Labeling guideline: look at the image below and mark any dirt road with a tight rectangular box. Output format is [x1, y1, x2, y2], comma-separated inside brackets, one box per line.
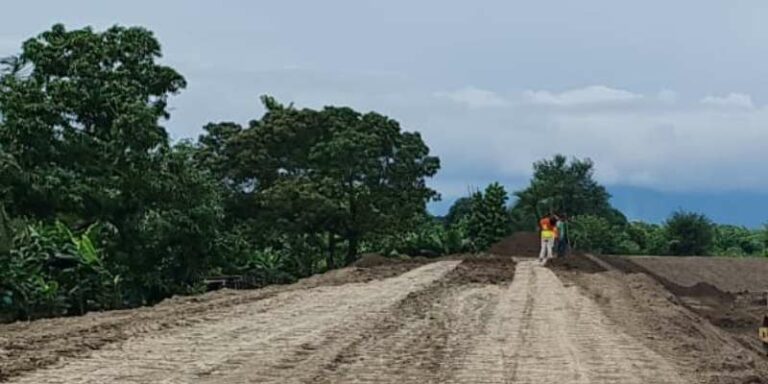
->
[3, 258, 701, 383]
[450, 261, 685, 383]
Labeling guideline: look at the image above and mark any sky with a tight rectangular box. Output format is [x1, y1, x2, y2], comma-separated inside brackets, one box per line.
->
[2, 1, 768, 226]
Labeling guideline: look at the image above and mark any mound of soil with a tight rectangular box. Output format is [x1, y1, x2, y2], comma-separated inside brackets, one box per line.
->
[595, 255, 734, 300]
[628, 256, 768, 293]
[556, 268, 768, 383]
[447, 256, 516, 284]
[546, 254, 607, 274]
[488, 232, 540, 257]
[595, 255, 768, 358]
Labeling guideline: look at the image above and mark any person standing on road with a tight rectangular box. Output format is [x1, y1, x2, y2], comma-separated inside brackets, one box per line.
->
[555, 214, 569, 257]
[539, 214, 556, 264]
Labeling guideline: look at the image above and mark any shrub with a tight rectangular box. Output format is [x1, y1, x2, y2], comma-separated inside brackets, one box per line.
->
[665, 211, 714, 256]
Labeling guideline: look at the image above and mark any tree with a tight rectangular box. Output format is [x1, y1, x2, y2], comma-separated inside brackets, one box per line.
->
[199, 97, 440, 266]
[0, 204, 10, 255]
[445, 197, 475, 226]
[0, 24, 230, 307]
[626, 221, 668, 255]
[762, 224, 768, 257]
[467, 183, 511, 250]
[0, 24, 186, 222]
[569, 215, 614, 254]
[710, 224, 762, 257]
[665, 211, 714, 256]
[511, 155, 621, 230]
[118, 143, 224, 301]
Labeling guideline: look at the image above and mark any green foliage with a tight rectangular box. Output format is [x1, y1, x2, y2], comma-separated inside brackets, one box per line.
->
[763, 224, 768, 257]
[198, 97, 440, 266]
[665, 211, 715, 256]
[0, 221, 120, 319]
[240, 247, 296, 286]
[118, 143, 225, 302]
[467, 183, 511, 251]
[0, 205, 10, 255]
[712, 225, 763, 257]
[0, 24, 222, 319]
[371, 217, 472, 257]
[511, 155, 621, 230]
[569, 215, 614, 254]
[444, 197, 474, 226]
[0, 24, 185, 220]
[625, 221, 669, 255]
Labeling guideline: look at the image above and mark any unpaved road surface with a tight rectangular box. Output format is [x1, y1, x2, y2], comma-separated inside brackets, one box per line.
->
[450, 261, 684, 383]
[2, 257, 705, 383]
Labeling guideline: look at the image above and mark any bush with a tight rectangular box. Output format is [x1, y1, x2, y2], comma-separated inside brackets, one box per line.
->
[665, 211, 714, 256]
[0, 221, 120, 320]
[570, 215, 614, 254]
[712, 225, 762, 257]
[467, 183, 511, 251]
[626, 221, 669, 255]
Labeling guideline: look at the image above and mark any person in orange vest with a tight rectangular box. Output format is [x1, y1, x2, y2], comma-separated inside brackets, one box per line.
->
[539, 214, 557, 264]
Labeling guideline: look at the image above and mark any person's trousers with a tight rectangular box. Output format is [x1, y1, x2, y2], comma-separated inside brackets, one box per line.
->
[556, 238, 568, 257]
[539, 238, 554, 261]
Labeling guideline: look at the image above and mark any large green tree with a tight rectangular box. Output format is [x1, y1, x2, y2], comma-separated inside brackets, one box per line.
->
[199, 97, 440, 266]
[0, 24, 224, 305]
[0, 24, 186, 222]
[511, 155, 625, 230]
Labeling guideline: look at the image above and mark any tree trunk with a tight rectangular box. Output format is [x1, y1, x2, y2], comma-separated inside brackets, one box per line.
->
[345, 235, 359, 266]
[0, 205, 11, 256]
[327, 232, 336, 270]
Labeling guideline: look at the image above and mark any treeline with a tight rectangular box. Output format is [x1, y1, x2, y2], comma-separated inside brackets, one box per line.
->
[424, 155, 768, 258]
[0, 25, 438, 321]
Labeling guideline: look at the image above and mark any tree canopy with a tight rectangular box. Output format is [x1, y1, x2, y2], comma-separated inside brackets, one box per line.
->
[199, 97, 441, 264]
[511, 155, 622, 230]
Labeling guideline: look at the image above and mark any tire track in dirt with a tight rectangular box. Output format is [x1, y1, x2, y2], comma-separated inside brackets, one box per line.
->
[449, 260, 689, 384]
[5, 261, 460, 384]
[307, 257, 515, 383]
[0, 259, 426, 381]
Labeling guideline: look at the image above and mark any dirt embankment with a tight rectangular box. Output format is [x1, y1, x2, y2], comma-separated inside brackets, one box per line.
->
[2, 257, 518, 384]
[597, 255, 768, 356]
[488, 231, 541, 257]
[554, 255, 768, 384]
[628, 256, 768, 293]
[0, 257, 430, 382]
[5, 252, 766, 383]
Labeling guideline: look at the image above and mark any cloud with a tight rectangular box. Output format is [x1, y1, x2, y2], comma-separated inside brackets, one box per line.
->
[411, 86, 768, 197]
[166, 75, 768, 198]
[523, 85, 643, 106]
[433, 87, 507, 108]
[656, 89, 678, 104]
[700, 93, 754, 109]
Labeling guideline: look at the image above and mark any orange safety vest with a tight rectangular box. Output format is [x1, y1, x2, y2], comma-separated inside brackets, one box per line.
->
[539, 217, 555, 239]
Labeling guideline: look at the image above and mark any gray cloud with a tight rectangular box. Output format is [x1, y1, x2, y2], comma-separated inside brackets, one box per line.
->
[700, 93, 754, 109]
[433, 87, 508, 108]
[523, 86, 643, 106]
[2, 0, 768, 203]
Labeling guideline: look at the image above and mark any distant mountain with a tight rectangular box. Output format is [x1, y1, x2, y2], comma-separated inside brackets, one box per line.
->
[608, 186, 766, 228]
